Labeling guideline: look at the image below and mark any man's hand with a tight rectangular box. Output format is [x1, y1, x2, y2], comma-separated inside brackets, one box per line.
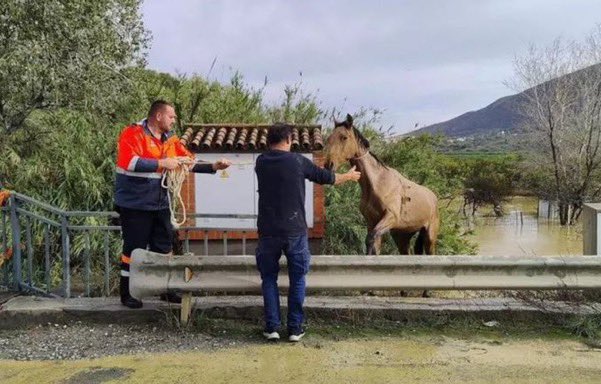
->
[158, 158, 181, 170]
[345, 166, 362, 182]
[212, 158, 232, 171]
[334, 166, 361, 185]
[176, 156, 195, 165]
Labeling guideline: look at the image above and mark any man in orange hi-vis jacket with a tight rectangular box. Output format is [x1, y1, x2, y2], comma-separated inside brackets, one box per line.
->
[115, 100, 231, 308]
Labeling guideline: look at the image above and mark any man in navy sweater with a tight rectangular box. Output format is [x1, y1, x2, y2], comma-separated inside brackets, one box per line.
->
[255, 123, 361, 342]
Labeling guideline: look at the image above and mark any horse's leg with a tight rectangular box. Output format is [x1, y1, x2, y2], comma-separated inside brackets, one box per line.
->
[365, 230, 383, 255]
[365, 228, 382, 255]
[366, 212, 394, 255]
[393, 230, 408, 300]
[391, 230, 413, 297]
[424, 216, 440, 255]
[415, 219, 439, 298]
[413, 228, 431, 298]
[364, 223, 375, 254]
[414, 228, 426, 255]
[373, 236, 383, 255]
[391, 230, 413, 255]
[407, 228, 428, 298]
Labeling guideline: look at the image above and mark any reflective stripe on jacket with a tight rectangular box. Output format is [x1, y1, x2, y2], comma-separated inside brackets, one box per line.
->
[114, 120, 192, 211]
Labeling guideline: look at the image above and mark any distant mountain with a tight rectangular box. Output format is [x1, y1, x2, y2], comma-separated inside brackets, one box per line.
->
[410, 64, 601, 138]
[411, 93, 527, 138]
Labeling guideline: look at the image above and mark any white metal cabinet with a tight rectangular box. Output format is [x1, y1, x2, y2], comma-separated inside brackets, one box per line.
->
[194, 153, 314, 229]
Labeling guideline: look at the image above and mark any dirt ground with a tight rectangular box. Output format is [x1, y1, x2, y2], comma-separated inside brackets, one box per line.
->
[1, 320, 600, 384]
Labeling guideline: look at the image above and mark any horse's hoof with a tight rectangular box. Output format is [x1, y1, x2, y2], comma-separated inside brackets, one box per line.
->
[400, 290, 408, 297]
[421, 290, 430, 298]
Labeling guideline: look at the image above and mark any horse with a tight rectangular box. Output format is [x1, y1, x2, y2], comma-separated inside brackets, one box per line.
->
[324, 114, 439, 256]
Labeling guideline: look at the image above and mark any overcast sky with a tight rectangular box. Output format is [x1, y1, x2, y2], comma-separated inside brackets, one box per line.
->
[142, 0, 601, 133]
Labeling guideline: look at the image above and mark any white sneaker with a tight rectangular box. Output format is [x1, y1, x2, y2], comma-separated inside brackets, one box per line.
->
[288, 330, 305, 342]
[263, 331, 280, 341]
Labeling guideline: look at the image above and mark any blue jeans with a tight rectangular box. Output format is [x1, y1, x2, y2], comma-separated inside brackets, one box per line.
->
[255, 234, 311, 333]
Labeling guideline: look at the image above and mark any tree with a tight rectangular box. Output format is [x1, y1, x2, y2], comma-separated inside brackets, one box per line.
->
[0, 0, 149, 135]
[461, 155, 519, 217]
[509, 26, 601, 225]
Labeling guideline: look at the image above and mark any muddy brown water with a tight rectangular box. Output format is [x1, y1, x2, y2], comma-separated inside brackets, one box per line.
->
[468, 197, 582, 256]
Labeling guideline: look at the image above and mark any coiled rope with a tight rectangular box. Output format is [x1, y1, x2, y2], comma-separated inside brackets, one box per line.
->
[161, 159, 255, 228]
[161, 162, 192, 228]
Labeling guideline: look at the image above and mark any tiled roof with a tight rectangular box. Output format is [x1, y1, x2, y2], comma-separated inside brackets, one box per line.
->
[180, 124, 324, 152]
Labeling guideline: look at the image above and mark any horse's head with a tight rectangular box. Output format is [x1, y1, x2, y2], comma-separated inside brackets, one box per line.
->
[324, 114, 368, 171]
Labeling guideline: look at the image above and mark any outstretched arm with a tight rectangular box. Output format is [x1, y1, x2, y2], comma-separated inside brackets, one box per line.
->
[303, 156, 361, 185]
[211, 158, 231, 171]
[173, 141, 231, 174]
[334, 166, 361, 185]
[189, 158, 231, 174]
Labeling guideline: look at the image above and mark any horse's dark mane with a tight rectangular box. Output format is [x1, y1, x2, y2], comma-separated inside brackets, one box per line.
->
[350, 125, 388, 169]
[352, 127, 370, 150]
[368, 151, 388, 169]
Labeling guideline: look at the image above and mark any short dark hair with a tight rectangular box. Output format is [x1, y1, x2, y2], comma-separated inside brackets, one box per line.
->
[148, 100, 174, 119]
[268, 123, 293, 146]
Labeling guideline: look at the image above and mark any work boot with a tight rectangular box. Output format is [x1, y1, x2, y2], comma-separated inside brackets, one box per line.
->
[160, 291, 182, 304]
[120, 275, 143, 309]
[121, 295, 143, 309]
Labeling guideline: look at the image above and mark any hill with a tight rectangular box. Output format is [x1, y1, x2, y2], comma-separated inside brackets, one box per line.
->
[411, 64, 601, 138]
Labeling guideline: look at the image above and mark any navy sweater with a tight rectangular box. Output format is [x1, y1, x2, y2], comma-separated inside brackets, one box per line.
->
[255, 150, 335, 236]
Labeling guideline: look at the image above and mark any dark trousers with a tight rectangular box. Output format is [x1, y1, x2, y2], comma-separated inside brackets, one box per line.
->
[118, 207, 172, 297]
[255, 234, 311, 333]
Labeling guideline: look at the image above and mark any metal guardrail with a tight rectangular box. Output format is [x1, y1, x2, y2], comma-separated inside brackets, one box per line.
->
[0, 192, 257, 298]
[129, 250, 601, 298]
[3, 193, 601, 300]
[0, 192, 122, 298]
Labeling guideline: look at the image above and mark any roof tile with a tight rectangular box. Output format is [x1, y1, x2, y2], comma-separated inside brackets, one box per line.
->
[181, 124, 323, 152]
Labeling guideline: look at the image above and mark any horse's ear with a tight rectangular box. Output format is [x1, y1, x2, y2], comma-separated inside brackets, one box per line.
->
[345, 114, 353, 128]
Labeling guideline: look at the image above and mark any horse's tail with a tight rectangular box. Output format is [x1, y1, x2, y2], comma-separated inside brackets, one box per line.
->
[414, 227, 427, 255]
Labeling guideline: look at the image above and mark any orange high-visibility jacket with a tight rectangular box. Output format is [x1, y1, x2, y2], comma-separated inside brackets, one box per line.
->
[114, 119, 214, 210]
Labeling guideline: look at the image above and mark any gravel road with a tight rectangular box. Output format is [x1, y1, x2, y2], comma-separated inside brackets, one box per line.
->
[0, 321, 250, 361]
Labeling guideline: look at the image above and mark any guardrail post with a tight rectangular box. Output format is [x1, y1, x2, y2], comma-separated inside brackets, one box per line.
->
[583, 203, 601, 255]
[180, 292, 193, 326]
[60, 216, 71, 298]
[9, 194, 22, 291]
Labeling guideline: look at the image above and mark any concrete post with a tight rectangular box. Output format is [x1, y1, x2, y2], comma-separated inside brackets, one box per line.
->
[583, 203, 601, 255]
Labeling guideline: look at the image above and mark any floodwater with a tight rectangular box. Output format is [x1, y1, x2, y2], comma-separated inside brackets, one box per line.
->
[468, 197, 582, 256]
[1, 337, 600, 383]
